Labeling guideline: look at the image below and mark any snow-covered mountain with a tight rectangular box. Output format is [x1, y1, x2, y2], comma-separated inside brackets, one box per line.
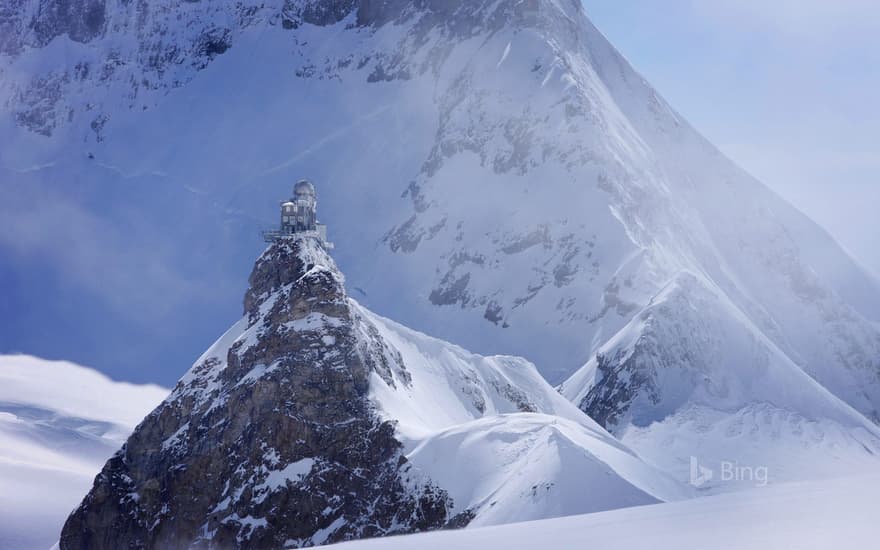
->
[4, 0, 880, 512]
[0, 354, 168, 550]
[60, 236, 686, 549]
[559, 272, 880, 491]
[4, 0, 880, 411]
[361, 303, 688, 524]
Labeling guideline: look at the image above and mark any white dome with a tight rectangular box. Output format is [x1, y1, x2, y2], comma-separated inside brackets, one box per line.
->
[294, 179, 316, 198]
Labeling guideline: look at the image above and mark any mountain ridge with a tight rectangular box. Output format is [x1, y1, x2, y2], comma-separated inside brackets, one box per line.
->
[3, 0, 880, 513]
[60, 235, 683, 548]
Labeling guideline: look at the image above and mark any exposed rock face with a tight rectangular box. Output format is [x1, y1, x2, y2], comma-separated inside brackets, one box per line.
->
[30, 0, 107, 47]
[60, 237, 460, 549]
[575, 351, 658, 431]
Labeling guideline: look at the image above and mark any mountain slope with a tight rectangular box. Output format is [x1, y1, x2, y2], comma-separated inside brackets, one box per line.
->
[60, 236, 684, 549]
[0, 354, 168, 550]
[404, 413, 686, 527]
[314, 473, 880, 550]
[359, 305, 688, 521]
[3, 1, 880, 416]
[559, 272, 880, 491]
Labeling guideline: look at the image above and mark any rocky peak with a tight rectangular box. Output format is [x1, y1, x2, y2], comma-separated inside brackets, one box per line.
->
[243, 236, 345, 320]
[59, 236, 461, 549]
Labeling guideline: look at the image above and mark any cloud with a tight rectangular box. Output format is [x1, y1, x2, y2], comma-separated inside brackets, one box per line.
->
[0, 169, 204, 323]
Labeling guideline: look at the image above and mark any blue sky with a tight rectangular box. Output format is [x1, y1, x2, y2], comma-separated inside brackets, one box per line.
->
[582, 0, 880, 276]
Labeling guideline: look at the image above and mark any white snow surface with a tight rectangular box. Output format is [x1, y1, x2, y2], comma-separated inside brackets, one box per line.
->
[359, 302, 601, 441]
[560, 272, 880, 492]
[404, 413, 688, 526]
[164, 239, 688, 530]
[257, 458, 315, 493]
[316, 473, 880, 550]
[0, 355, 169, 550]
[357, 303, 689, 522]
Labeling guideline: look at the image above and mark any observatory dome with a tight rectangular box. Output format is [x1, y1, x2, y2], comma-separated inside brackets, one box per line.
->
[294, 180, 316, 199]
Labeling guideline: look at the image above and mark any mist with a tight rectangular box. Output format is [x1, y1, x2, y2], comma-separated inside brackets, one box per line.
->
[582, 0, 880, 277]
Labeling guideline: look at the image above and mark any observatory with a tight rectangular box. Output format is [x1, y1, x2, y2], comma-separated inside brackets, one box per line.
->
[262, 179, 333, 248]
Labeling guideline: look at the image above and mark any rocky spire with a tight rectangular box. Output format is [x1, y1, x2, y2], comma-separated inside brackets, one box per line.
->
[60, 237, 461, 550]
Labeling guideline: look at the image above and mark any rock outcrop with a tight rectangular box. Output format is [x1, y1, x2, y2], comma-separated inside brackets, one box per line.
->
[60, 237, 461, 549]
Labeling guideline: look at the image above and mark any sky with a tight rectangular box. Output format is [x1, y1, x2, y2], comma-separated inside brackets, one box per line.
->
[582, 0, 880, 277]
